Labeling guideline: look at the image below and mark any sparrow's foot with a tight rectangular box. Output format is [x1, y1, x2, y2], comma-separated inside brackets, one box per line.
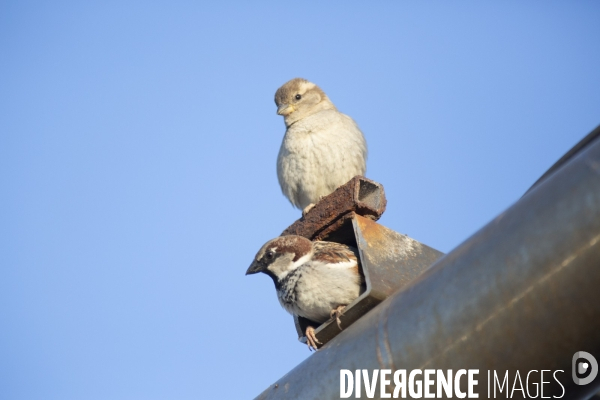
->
[305, 326, 321, 351]
[302, 203, 316, 216]
[330, 305, 347, 329]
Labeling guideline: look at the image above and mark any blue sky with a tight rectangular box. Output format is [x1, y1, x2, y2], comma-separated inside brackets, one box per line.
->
[1, 2, 599, 399]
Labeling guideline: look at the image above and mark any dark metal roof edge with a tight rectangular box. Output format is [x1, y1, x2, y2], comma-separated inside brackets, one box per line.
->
[524, 123, 600, 195]
[254, 125, 600, 400]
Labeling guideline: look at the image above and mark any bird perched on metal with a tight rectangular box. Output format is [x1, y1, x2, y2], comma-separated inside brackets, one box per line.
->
[246, 235, 364, 350]
[275, 78, 368, 214]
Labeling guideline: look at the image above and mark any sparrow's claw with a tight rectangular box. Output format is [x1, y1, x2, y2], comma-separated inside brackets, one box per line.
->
[302, 203, 316, 217]
[330, 305, 347, 329]
[305, 326, 321, 351]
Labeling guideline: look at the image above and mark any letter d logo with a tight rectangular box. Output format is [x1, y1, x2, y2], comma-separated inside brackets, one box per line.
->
[572, 351, 598, 385]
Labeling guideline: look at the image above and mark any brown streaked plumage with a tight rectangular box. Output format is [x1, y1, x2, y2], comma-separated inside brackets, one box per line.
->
[312, 241, 358, 264]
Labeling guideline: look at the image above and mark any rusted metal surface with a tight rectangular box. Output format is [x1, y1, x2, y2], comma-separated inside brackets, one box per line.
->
[281, 176, 387, 241]
[294, 214, 444, 348]
[283, 176, 439, 349]
[254, 133, 600, 400]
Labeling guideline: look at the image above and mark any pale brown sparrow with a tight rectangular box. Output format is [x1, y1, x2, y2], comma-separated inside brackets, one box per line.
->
[275, 78, 368, 214]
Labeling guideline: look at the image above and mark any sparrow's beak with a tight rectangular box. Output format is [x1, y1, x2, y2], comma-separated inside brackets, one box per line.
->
[245, 259, 263, 275]
[277, 104, 294, 116]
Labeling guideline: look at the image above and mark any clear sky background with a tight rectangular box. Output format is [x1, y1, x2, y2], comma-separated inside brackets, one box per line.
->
[1, 2, 599, 399]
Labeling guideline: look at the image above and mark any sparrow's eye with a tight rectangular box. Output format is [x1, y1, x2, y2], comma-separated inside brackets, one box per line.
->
[295, 94, 301, 100]
[266, 251, 275, 260]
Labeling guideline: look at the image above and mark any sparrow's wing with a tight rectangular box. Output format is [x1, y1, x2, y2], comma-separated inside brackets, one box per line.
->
[311, 241, 364, 288]
[312, 241, 359, 267]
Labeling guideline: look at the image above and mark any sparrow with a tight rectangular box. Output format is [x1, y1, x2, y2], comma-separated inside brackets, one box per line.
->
[246, 235, 364, 350]
[275, 78, 368, 214]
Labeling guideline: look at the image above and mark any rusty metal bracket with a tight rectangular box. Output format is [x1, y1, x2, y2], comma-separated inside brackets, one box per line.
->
[281, 176, 387, 241]
[281, 177, 444, 349]
[294, 214, 444, 348]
